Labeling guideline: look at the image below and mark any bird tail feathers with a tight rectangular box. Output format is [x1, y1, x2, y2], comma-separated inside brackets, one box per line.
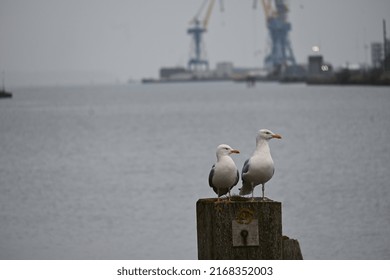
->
[239, 182, 252, 195]
[213, 186, 230, 197]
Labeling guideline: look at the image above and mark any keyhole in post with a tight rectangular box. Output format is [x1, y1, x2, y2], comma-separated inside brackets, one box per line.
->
[240, 229, 248, 246]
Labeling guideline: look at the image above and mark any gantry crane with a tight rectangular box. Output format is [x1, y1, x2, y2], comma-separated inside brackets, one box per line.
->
[257, 0, 296, 74]
[187, 0, 216, 71]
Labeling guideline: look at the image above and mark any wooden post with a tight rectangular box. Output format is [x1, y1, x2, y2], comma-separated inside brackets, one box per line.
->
[196, 197, 303, 260]
[281, 236, 303, 260]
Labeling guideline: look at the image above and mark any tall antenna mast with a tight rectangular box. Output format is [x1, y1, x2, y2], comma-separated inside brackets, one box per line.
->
[383, 19, 388, 71]
[1, 71, 5, 91]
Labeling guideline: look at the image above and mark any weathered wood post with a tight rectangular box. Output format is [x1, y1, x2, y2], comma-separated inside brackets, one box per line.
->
[196, 197, 303, 260]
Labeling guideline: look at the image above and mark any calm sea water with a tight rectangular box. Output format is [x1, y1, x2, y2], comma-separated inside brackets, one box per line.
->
[0, 82, 389, 260]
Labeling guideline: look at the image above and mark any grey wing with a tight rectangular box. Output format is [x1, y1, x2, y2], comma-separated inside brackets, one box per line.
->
[241, 158, 250, 176]
[239, 159, 252, 195]
[208, 164, 216, 189]
[233, 169, 239, 187]
[209, 164, 225, 196]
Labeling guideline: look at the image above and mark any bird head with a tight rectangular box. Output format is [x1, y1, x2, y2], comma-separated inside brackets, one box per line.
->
[216, 144, 240, 159]
[257, 129, 282, 142]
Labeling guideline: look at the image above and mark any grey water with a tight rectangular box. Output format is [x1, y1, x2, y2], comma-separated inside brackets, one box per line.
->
[0, 82, 389, 260]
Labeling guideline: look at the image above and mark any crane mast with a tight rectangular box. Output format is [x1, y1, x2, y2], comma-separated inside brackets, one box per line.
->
[260, 0, 296, 75]
[187, 0, 216, 71]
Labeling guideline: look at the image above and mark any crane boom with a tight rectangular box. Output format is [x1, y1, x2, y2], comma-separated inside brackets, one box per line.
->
[203, 0, 216, 29]
[261, 0, 272, 20]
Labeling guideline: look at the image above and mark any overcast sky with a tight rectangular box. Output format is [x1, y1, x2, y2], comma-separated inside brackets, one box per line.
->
[1, 0, 390, 86]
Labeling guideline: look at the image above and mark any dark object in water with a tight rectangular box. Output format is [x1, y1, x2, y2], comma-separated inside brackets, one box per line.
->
[0, 89, 12, 98]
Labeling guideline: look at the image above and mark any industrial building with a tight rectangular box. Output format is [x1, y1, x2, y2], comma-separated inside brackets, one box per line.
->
[142, 1, 389, 85]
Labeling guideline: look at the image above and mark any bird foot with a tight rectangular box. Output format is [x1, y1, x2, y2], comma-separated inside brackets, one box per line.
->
[214, 198, 224, 204]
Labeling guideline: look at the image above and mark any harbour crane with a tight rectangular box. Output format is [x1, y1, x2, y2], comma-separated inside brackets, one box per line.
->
[256, 0, 296, 75]
[187, 0, 216, 71]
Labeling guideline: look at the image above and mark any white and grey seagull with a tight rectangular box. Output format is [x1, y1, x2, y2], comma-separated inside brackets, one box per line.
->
[240, 129, 282, 200]
[208, 144, 240, 202]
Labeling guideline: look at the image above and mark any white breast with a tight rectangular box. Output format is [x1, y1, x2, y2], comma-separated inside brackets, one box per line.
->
[244, 152, 274, 187]
[212, 157, 237, 189]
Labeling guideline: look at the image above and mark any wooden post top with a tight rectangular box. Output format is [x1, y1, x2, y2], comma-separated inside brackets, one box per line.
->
[196, 197, 282, 260]
[197, 197, 282, 204]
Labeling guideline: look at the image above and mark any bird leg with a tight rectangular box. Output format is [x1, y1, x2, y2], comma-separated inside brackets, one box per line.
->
[261, 184, 265, 200]
[215, 189, 222, 204]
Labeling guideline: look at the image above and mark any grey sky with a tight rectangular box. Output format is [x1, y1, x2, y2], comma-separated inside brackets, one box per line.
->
[1, 0, 390, 86]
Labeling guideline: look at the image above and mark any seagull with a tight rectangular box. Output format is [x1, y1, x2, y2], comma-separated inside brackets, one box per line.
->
[240, 129, 282, 200]
[208, 144, 240, 202]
